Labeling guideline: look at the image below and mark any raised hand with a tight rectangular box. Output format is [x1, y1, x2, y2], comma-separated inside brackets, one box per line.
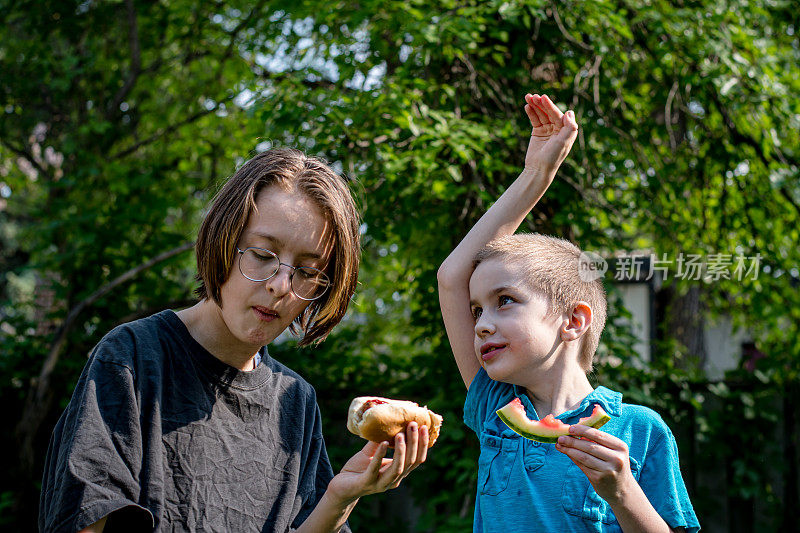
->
[327, 422, 430, 504]
[523, 93, 579, 176]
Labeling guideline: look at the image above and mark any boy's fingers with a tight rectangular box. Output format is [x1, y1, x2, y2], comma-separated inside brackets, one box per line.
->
[557, 121, 578, 147]
[555, 442, 604, 472]
[525, 104, 542, 128]
[538, 94, 564, 124]
[569, 425, 626, 452]
[561, 110, 579, 132]
[558, 435, 617, 463]
[530, 101, 550, 128]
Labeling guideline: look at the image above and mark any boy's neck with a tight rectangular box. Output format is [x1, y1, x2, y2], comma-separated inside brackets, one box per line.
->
[523, 363, 594, 419]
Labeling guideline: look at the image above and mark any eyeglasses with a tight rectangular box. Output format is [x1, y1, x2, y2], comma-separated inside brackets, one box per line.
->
[237, 247, 331, 301]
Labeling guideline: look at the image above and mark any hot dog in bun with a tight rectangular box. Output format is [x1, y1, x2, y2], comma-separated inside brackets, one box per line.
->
[347, 397, 443, 447]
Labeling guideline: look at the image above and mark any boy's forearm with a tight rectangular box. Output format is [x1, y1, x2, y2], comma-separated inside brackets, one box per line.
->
[437, 166, 556, 388]
[294, 491, 358, 533]
[438, 166, 553, 284]
[607, 479, 680, 533]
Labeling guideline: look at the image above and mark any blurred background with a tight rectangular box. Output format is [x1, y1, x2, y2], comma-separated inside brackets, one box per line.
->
[1, 0, 798, 531]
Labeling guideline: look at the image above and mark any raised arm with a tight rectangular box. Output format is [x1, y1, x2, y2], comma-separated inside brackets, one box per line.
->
[437, 93, 579, 389]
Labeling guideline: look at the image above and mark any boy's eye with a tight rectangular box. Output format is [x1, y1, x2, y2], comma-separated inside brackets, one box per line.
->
[498, 295, 514, 306]
[471, 307, 483, 320]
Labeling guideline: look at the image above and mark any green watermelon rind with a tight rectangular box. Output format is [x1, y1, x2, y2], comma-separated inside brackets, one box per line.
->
[495, 401, 611, 444]
[496, 409, 562, 443]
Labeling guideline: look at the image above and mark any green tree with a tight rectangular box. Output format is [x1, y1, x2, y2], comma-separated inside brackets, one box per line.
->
[2, 0, 798, 530]
[1, 0, 268, 522]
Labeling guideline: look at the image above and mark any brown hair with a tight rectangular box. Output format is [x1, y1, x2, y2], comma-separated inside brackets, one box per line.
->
[473, 233, 607, 372]
[195, 147, 361, 346]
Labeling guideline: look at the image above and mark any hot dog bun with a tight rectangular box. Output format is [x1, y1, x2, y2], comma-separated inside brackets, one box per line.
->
[347, 396, 443, 447]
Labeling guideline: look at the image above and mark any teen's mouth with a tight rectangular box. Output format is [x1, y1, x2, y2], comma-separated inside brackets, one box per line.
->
[480, 342, 507, 361]
[253, 306, 280, 322]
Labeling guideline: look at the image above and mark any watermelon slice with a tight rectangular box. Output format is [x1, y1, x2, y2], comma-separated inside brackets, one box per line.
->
[496, 398, 610, 443]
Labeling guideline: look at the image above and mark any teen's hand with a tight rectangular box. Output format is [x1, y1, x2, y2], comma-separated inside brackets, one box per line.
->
[327, 422, 430, 504]
[523, 93, 579, 176]
[555, 424, 636, 505]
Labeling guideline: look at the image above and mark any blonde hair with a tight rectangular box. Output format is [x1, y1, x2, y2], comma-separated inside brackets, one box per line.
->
[195, 148, 361, 346]
[473, 233, 606, 371]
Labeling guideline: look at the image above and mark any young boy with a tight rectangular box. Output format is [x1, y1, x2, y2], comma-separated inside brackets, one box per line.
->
[438, 93, 700, 532]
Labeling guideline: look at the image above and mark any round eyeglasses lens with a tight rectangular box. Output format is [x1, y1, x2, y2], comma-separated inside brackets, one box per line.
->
[239, 248, 330, 301]
[239, 248, 280, 281]
[290, 266, 331, 301]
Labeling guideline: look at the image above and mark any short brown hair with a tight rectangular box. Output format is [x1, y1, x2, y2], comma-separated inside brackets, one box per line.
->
[195, 148, 361, 346]
[473, 233, 607, 372]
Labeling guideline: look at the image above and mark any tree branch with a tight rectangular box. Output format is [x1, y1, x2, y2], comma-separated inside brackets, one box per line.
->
[15, 241, 195, 473]
[220, 0, 268, 66]
[550, 3, 593, 51]
[707, 90, 800, 215]
[110, 97, 233, 160]
[108, 0, 142, 116]
[0, 139, 55, 182]
[665, 81, 678, 150]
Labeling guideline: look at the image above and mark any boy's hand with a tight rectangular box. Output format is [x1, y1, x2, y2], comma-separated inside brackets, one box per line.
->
[524, 93, 579, 176]
[555, 424, 636, 505]
[327, 423, 430, 505]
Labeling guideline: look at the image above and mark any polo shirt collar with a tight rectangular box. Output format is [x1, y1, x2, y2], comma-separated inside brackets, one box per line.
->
[569, 385, 622, 418]
[512, 384, 622, 420]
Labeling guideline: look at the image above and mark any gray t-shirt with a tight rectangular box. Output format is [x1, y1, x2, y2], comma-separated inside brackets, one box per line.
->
[40, 310, 348, 532]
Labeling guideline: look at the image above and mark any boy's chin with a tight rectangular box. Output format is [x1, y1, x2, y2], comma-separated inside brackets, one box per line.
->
[484, 365, 519, 386]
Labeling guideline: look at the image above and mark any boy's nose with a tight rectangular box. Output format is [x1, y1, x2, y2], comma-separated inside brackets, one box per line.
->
[474, 316, 495, 337]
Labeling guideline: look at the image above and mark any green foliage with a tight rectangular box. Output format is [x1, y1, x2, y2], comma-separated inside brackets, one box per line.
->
[2, 0, 798, 530]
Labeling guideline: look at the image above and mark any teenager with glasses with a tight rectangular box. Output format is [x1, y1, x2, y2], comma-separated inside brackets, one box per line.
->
[40, 148, 430, 533]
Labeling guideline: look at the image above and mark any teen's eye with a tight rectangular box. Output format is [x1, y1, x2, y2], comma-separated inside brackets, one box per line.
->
[295, 266, 319, 279]
[498, 295, 514, 306]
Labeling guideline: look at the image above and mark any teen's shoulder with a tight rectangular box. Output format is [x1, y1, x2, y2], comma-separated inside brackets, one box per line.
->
[90, 310, 175, 368]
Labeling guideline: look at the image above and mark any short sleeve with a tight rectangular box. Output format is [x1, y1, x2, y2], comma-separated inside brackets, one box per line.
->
[464, 368, 514, 435]
[289, 400, 352, 533]
[638, 423, 701, 533]
[39, 350, 154, 532]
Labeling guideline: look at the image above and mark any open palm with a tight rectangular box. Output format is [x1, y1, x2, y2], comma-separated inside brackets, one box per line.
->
[329, 441, 396, 499]
[326, 424, 428, 503]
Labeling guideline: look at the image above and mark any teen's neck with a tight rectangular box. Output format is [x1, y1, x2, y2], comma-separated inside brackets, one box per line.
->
[523, 363, 594, 419]
[175, 301, 261, 371]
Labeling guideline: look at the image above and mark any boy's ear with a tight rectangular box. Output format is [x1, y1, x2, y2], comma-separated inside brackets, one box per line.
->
[560, 301, 593, 342]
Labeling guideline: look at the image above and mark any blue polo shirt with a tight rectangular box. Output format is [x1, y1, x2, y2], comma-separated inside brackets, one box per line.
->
[464, 368, 700, 532]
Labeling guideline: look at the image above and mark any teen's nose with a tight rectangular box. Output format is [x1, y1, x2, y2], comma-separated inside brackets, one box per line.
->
[265, 264, 292, 298]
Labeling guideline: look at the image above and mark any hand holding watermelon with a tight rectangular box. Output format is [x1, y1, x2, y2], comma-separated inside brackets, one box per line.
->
[555, 424, 636, 506]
